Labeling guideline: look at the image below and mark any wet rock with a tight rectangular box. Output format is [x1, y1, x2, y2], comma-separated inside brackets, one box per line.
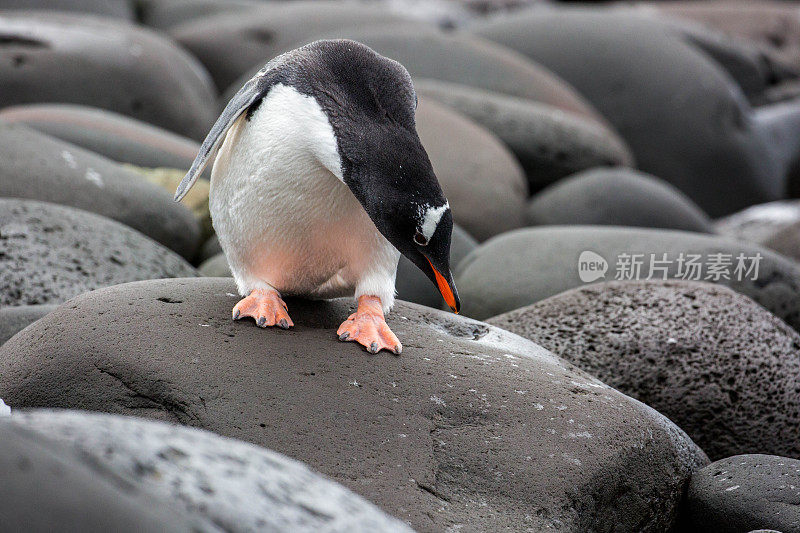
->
[0, 11, 217, 140]
[0, 277, 708, 532]
[0, 122, 200, 259]
[221, 20, 605, 124]
[686, 454, 800, 532]
[0, 305, 58, 346]
[0, 415, 192, 532]
[0, 199, 196, 306]
[474, 10, 784, 216]
[455, 225, 800, 329]
[5, 410, 413, 532]
[416, 79, 633, 192]
[526, 168, 713, 232]
[489, 280, 800, 460]
[0, 104, 201, 171]
[416, 98, 527, 241]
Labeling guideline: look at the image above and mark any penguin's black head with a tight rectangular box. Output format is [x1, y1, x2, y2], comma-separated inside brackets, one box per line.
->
[300, 39, 460, 312]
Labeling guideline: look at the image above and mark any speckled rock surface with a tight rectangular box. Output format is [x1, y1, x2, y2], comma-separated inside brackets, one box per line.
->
[416, 79, 632, 192]
[0, 12, 216, 140]
[396, 224, 478, 309]
[7, 410, 413, 532]
[0, 305, 58, 346]
[0, 199, 196, 306]
[455, 226, 800, 329]
[415, 98, 527, 241]
[686, 454, 800, 533]
[526, 168, 713, 232]
[0, 277, 708, 532]
[474, 10, 784, 217]
[0, 122, 200, 259]
[0, 416, 192, 532]
[0, 104, 201, 171]
[488, 280, 800, 460]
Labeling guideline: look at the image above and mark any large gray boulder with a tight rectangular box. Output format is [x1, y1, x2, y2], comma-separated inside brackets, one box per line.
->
[455, 226, 800, 329]
[0, 122, 200, 259]
[4, 410, 413, 532]
[526, 168, 713, 232]
[0, 415, 192, 532]
[0, 0, 133, 18]
[0, 199, 196, 306]
[0, 277, 708, 532]
[0, 12, 216, 140]
[685, 454, 800, 532]
[0, 305, 58, 346]
[474, 10, 784, 216]
[488, 280, 800, 460]
[0, 104, 201, 171]
[415, 79, 633, 192]
[716, 200, 800, 262]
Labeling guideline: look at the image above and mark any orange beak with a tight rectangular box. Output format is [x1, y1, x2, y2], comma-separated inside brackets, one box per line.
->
[426, 257, 459, 314]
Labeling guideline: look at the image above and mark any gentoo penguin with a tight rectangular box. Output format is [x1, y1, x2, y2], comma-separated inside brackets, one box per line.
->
[175, 39, 459, 354]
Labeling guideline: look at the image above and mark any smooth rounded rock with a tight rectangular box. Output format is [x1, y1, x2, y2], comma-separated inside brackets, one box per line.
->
[7, 410, 413, 532]
[222, 20, 605, 124]
[715, 200, 800, 254]
[138, 0, 260, 30]
[0, 122, 200, 259]
[0, 277, 708, 532]
[0, 0, 133, 18]
[416, 98, 527, 241]
[0, 104, 201, 170]
[0, 199, 196, 306]
[686, 454, 800, 533]
[170, 2, 408, 91]
[198, 252, 230, 277]
[526, 168, 714, 232]
[396, 224, 478, 308]
[198, 234, 222, 264]
[489, 280, 800, 460]
[455, 226, 800, 329]
[475, 10, 784, 216]
[416, 79, 633, 192]
[0, 12, 217, 140]
[0, 416, 192, 532]
[0, 305, 58, 346]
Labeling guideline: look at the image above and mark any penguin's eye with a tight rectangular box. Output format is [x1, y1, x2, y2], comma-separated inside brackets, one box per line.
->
[414, 231, 429, 246]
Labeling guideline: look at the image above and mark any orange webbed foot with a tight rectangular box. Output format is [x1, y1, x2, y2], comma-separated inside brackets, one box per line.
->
[232, 288, 294, 329]
[337, 295, 401, 355]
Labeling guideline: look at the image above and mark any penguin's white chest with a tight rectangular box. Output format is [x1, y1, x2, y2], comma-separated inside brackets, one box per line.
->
[209, 84, 397, 299]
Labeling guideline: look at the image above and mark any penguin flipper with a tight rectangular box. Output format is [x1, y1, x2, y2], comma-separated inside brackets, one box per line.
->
[174, 61, 286, 202]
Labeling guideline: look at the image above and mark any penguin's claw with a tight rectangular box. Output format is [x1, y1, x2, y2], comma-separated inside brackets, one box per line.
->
[232, 289, 294, 329]
[336, 295, 402, 355]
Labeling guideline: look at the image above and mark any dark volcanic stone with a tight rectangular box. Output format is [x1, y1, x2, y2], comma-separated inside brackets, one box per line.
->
[474, 10, 784, 216]
[0, 199, 196, 306]
[686, 454, 800, 533]
[0, 277, 708, 532]
[415, 98, 527, 241]
[0, 416, 190, 532]
[526, 168, 713, 232]
[455, 226, 800, 329]
[416, 79, 633, 192]
[170, 2, 407, 91]
[6, 410, 412, 532]
[0, 104, 201, 171]
[0, 122, 200, 259]
[0, 305, 58, 346]
[221, 20, 605, 125]
[396, 224, 478, 308]
[0, 12, 217, 140]
[488, 280, 800, 460]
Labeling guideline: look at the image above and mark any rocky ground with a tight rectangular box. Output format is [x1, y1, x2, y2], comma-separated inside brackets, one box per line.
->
[0, 0, 799, 532]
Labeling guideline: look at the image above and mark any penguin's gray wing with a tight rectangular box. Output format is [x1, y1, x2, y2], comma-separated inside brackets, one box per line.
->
[174, 59, 288, 202]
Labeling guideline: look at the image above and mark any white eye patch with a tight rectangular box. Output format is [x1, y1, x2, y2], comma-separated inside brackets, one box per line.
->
[418, 202, 449, 243]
